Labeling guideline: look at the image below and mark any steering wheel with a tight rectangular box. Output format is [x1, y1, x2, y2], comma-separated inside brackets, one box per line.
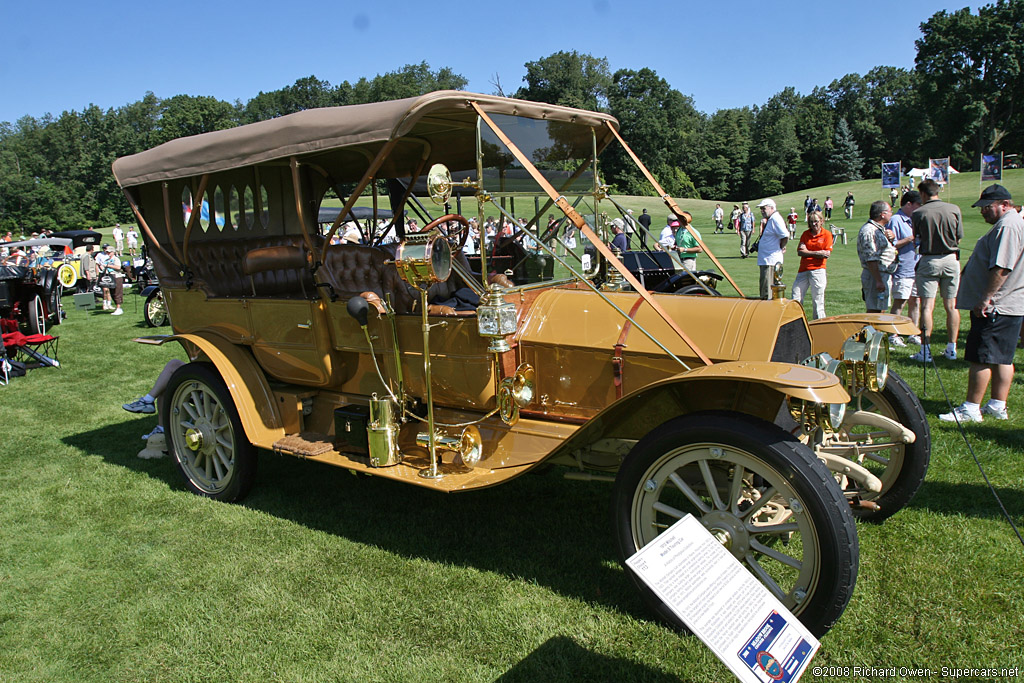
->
[419, 213, 470, 252]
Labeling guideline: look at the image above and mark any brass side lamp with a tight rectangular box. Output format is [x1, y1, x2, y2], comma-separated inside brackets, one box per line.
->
[395, 231, 453, 480]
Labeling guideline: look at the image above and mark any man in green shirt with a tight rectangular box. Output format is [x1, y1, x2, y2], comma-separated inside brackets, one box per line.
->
[674, 220, 702, 271]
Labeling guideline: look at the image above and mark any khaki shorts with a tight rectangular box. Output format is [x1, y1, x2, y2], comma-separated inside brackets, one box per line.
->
[915, 253, 960, 299]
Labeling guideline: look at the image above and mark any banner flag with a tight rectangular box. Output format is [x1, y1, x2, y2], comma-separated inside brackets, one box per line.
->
[881, 162, 901, 188]
[929, 158, 950, 185]
[981, 153, 1002, 182]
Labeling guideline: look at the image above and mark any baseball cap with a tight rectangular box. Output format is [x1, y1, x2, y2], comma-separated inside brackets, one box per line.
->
[972, 184, 1012, 207]
[757, 198, 777, 209]
[668, 220, 680, 228]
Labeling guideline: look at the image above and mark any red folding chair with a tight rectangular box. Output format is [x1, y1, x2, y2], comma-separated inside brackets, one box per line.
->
[1, 318, 59, 368]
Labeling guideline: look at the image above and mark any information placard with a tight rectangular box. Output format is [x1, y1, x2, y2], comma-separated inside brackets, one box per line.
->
[625, 514, 818, 683]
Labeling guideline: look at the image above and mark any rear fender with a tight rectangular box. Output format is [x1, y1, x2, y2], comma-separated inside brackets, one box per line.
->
[809, 314, 918, 357]
[141, 332, 285, 448]
[140, 284, 160, 298]
[548, 360, 849, 460]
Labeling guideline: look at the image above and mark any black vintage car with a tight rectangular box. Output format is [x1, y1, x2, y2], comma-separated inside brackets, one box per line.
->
[0, 246, 67, 335]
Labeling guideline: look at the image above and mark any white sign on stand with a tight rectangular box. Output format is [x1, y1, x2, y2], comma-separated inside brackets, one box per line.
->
[625, 515, 819, 683]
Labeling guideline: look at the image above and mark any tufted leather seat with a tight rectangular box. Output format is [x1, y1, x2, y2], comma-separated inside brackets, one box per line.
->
[151, 236, 320, 299]
[321, 244, 415, 313]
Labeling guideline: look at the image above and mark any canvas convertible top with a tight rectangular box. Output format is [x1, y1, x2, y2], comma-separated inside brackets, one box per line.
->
[111, 91, 619, 188]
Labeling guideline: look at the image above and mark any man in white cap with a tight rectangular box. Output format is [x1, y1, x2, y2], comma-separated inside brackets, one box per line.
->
[756, 198, 789, 299]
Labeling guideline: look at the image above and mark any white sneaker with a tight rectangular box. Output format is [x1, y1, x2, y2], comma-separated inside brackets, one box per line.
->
[939, 404, 983, 423]
[942, 345, 957, 360]
[102, 301, 111, 310]
[907, 335, 921, 345]
[982, 403, 1009, 420]
[889, 334, 906, 348]
[111, 307, 123, 316]
[910, 347, 932, 363]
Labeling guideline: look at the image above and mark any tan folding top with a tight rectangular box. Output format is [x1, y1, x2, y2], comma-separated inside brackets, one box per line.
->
[111, 91, 619, 188]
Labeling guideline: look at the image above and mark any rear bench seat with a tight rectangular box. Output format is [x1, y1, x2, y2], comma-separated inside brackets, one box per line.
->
[150, 235, 414, 311]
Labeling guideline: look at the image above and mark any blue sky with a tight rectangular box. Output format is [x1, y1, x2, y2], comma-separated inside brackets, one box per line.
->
[1, 0, 978, 125]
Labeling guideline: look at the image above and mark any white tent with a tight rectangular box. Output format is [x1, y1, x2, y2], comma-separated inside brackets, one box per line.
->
[907, 166, 960, 177]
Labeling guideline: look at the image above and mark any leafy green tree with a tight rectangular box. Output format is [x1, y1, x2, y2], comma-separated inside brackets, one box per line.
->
[827, 118, 863, 183]
[515, 51, 611, 111]
[793, 90, 834, 190]
[349, 62, 468, 104]
[690, 108, 753, 201]
[152, 95, 237, 147]
[242, 76, 341, 123]
[604, 67, 702, 197]
[915, 1, 1024, 166]
[748, 90, 802, 195]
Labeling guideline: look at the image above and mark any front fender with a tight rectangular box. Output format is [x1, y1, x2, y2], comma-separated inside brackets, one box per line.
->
[546, 361, 848, 461]
[136, 332, 285, 447]
[140, 284, 160, 298]
[809, 314, 918, 357]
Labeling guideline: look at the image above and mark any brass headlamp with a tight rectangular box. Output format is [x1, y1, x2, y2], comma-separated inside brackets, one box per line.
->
[839, 326, 889, 393]
[796, 353, 848, 432]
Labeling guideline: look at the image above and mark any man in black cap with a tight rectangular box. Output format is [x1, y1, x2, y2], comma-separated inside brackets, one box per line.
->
[940, 184, 1024, 422]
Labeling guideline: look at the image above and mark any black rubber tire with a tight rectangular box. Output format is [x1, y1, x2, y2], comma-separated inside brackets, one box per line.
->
[161, 363, 258, 502]
[144, 290, 168, 327]
[846, 370, 930, 522]
[613, 411, 859, 638]
[27, 294, 45, 336]
[676, 283, 722, 296]
[47, 281, 62, 327]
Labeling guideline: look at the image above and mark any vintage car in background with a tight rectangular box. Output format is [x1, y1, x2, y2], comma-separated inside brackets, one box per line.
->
[0, 237, 77, 333]
[113, 92, 928, 637]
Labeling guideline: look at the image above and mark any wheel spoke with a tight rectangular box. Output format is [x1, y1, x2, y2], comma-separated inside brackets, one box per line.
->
[698, 459, 726, 511]
[864, 452, 890, 465]
[216, 433, 233, 450]
[204, 449, 213, 479]
[750, 539, 803, 570]
[181, 400, 199, 423]
[744, 554, 789, 602]
[749, 521, 800, 535]
[212, 447, 226, 481]
[729, 464, 746, 515]
[667, 472, 711, 513]
[739, 486, 777, 520]
[203, 392, 213, 420]
[652, 501, 687, 520]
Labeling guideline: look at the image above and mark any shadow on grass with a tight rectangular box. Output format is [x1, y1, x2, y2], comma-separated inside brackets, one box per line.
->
[495, 636, 680, 683]
[909, 479, 1024, 522]
[63, 419, 654, 625]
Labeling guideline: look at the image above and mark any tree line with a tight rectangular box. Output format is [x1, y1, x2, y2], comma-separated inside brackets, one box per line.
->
[1, 0, 1021, 233]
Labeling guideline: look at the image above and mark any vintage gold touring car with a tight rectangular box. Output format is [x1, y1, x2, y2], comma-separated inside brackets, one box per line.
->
[112, 91, 928, 637]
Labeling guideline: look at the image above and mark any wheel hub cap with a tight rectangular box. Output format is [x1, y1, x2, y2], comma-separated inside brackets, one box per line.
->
[185, 428, 203, 451]
[701, 511, 751, 559]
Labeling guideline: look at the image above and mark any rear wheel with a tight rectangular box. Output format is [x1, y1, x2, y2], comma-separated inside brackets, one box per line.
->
[27, 294, 45, 335]
[613, 412, 858, 637]
[161, 363, 257, 502]
[144, 290, 168, 327]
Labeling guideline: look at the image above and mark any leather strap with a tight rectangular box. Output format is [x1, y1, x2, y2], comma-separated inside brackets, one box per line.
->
[613, 297, 646, 399]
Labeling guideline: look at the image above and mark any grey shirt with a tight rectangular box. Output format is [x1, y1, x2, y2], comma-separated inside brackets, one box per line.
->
[912, 198, 963, 255]
[956, 209, 1024, 315]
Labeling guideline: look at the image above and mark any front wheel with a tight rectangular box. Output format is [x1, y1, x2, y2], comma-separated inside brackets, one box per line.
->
[144, 290, 168, 327]
[161, 363, 257, 501]
[613, 412, 858, 637]
[837, 371, 930, 521]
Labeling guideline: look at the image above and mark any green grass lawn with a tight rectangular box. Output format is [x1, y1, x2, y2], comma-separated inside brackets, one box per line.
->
[3, 173, 1023, 681]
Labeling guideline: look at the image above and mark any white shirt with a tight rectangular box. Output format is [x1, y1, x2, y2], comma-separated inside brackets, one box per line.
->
[112, 226, 124, 241]
[757, 212, 789, 267]
[659, 226, 675, 249]
[713, 207, 724, 221]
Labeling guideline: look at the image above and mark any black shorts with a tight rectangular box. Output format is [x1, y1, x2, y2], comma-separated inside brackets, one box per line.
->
[964, 312, 1023, 365]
